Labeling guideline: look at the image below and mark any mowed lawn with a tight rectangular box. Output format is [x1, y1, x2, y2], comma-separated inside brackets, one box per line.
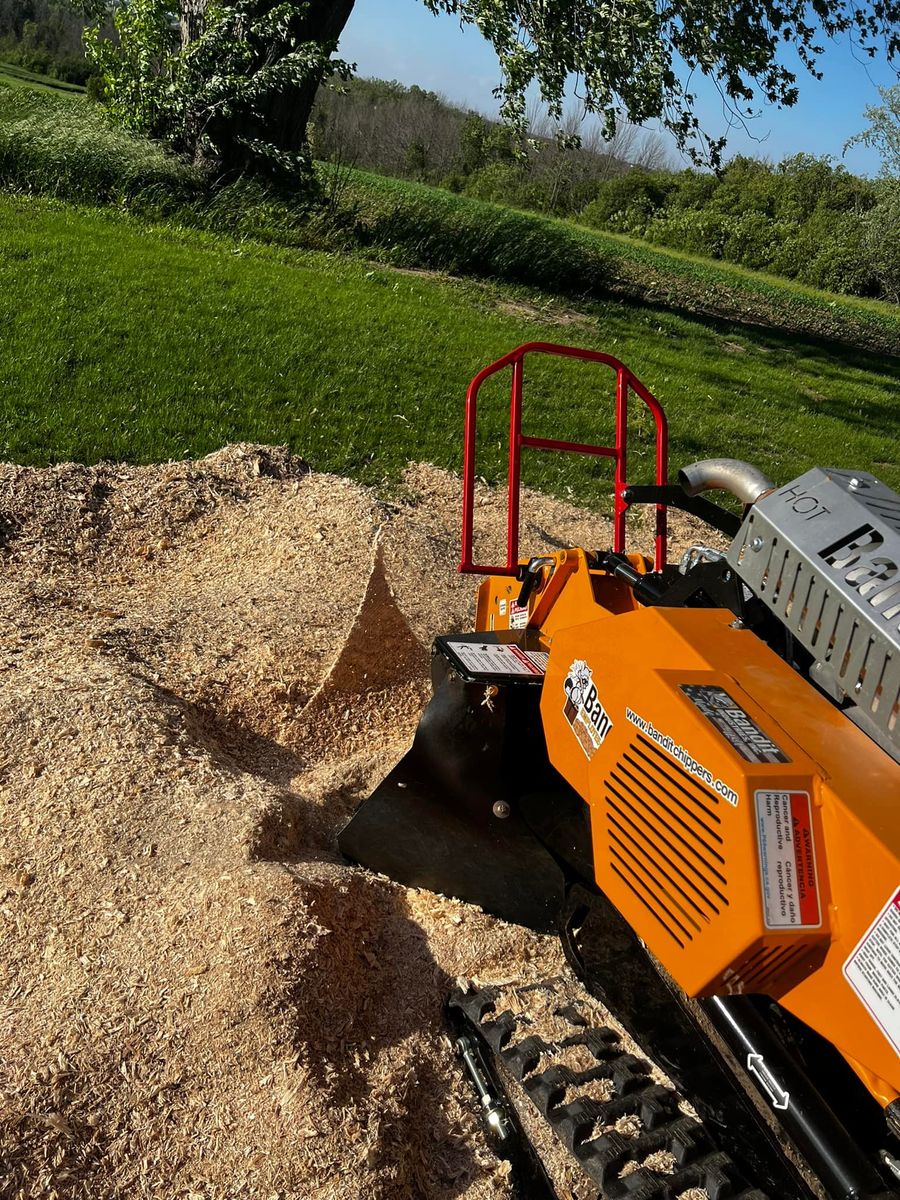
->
[0, 61, 85, 95]
[0, 194, 897, 501]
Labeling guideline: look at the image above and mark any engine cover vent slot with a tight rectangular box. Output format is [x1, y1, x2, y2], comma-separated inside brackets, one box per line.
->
[728, 940, 819, 995]
[604, 736, 728, 949]
[729, 468, 900, 763]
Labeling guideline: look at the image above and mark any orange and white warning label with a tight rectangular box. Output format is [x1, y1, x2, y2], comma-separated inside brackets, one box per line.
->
[446, 640, 548, 677]
[754, 790, 821, 929]
[844, 889, 900, 1058]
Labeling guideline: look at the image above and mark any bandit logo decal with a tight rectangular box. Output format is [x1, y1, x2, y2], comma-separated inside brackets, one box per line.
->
[563, 659, 613, 760]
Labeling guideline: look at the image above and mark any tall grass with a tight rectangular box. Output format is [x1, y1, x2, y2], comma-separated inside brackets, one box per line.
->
[327, 167, 619, 293]
[0, 90, 329, 238]
[0, 90, 200, 206]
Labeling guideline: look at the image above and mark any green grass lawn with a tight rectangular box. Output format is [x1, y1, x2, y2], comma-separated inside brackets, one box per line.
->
[0, 61, 85, 96]
[0, 194, 897, 505]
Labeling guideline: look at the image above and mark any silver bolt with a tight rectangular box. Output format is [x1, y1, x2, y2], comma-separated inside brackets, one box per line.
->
[492, 800, 511, 819]
[849, 477, 861, 490]
[750, 537, 765, 552]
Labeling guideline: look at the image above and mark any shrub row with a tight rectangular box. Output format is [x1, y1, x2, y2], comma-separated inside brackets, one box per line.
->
[577, 157, 900, 303]
[314, 80, 898, 304]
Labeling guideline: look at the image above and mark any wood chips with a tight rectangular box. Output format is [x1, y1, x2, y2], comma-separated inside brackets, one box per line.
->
[0, 447, 720, 1199]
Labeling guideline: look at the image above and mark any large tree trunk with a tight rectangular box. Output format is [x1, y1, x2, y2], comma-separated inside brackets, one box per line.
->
[208, 0, 358, 182]
[180, 0, 206, 47]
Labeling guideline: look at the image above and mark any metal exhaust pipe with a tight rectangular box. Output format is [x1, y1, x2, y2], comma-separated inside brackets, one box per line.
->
[678, 458, 776, 505]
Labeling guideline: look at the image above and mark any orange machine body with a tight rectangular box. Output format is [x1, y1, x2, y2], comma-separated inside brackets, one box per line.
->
[476, 550, 900, 1109]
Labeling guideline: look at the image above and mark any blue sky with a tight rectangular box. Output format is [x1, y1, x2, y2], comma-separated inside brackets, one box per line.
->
[339, 0, 899, 175]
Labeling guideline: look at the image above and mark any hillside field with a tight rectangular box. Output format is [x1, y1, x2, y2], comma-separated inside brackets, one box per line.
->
[1, 88, 898, 358]
[336, 167, 900, 356]
[0, 60, 85, 95]
[1, 194, 897, 502]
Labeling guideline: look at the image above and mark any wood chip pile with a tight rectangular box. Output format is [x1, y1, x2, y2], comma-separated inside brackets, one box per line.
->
[0, 446, 717, 1199]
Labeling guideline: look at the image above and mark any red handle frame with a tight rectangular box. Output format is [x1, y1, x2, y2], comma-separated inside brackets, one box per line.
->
[460, 342, 668, 575]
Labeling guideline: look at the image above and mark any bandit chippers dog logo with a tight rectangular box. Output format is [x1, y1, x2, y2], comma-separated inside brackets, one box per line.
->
[563, 659, 613, 760]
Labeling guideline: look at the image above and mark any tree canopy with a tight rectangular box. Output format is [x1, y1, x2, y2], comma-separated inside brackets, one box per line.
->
[847, 81, 900, 174]
[86, 0, 900, 178]
[439, 0, 899, 165]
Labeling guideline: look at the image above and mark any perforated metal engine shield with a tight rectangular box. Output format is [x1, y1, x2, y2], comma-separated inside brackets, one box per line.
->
[728, 469, 900, 761]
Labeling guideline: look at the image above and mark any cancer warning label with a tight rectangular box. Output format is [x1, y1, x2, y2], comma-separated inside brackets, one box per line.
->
[754, 790, 821, 928]
[844, 889, 900, 1057]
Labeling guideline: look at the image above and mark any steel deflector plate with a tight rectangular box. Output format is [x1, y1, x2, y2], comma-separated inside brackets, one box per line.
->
[338, 665, 566, 933]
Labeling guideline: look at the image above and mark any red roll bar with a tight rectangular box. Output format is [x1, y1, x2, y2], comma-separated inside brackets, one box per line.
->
[460, 342, 669, 576]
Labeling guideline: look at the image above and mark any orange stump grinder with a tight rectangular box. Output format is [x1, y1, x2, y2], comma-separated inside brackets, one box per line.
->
[340, 343, 900, 1200]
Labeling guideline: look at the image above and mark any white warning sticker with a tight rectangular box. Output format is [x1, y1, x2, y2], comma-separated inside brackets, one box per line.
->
[844, 889, 900, 1058]
[446, 640, 548, 677]
[509, 601, 529, 630]
[754, 790, 821, 929]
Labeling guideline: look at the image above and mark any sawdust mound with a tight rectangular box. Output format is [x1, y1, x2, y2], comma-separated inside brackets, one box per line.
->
[0, 447, 717, 1199]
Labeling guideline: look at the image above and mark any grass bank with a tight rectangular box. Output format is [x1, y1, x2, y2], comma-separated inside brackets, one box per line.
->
[0, 88, 896, 360]
[0, 88, 200, 206]
[331, 169, 900, 358]
[1, 194, 897, 503]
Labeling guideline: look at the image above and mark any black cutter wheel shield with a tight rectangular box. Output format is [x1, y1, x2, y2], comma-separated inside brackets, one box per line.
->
[337, 651, 569, 932]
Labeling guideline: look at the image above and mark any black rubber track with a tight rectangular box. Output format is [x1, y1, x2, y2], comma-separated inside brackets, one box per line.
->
[449, 978, 768, 1200]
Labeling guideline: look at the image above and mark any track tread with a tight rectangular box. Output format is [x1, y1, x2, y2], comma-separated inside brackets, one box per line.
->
[450, 978, 768, 1200]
